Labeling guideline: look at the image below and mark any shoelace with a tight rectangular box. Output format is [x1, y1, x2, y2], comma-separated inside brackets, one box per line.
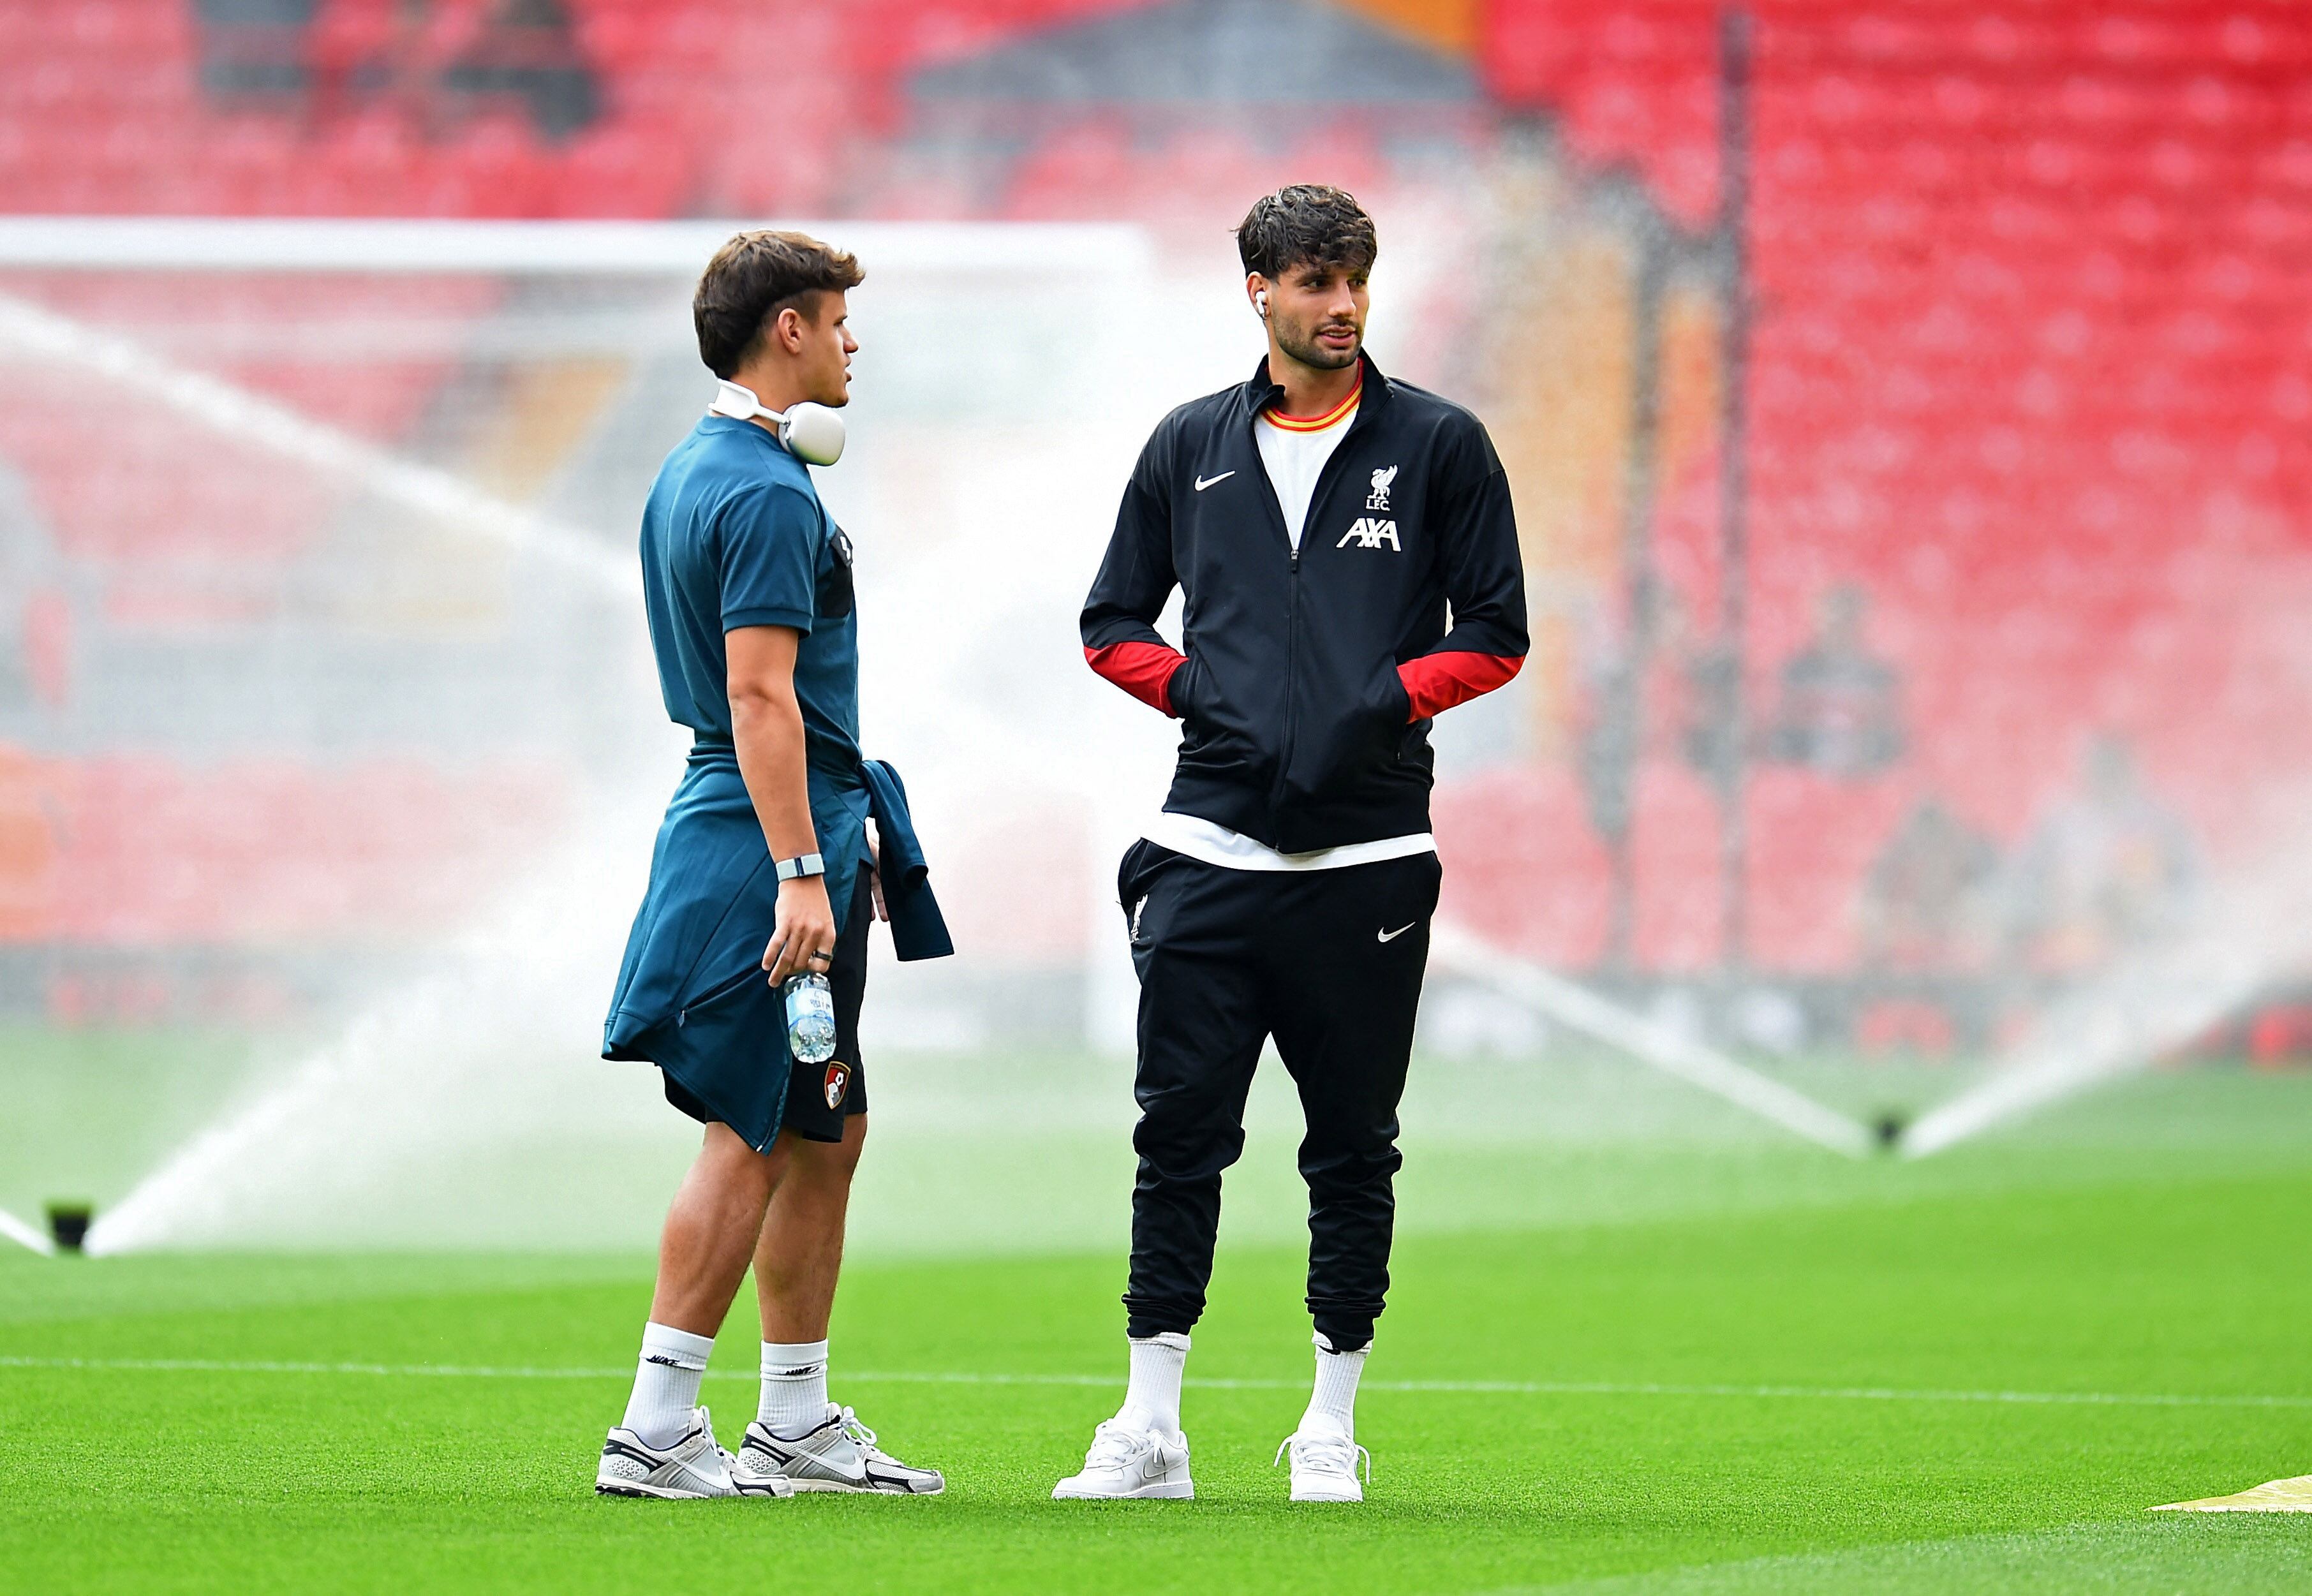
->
[686, 1407, 732, 1480]
[836, 1405, 895, 1463]
[1083, 1419, 1159, 1470]
[1274, 1431, 1372, 1484]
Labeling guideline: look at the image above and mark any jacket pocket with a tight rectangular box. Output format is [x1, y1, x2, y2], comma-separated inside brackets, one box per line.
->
[1287, 660, 1416, 802]
[1169, 651, 1206, 721]
[1378, 660, 1413, 736]
[1173, 652, 1266, 776]
[678, 961, 768, 1028]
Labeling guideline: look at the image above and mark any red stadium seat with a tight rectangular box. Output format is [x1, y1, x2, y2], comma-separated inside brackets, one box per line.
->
[4, 0, 2309, 984]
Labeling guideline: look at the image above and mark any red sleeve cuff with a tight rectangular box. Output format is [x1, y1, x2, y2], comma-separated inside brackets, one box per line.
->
[1398, 652, 1523, 721]
[1085, 641, 1189, 716]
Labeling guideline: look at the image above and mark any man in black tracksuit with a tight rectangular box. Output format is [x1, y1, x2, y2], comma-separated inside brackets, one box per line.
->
[1054, 186, 1528, 1505]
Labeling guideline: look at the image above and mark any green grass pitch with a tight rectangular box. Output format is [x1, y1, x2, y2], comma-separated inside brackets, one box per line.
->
[4, 1066, 2310, 1593]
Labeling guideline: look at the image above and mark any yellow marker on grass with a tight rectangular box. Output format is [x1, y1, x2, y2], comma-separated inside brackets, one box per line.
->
[2153, 1475, 2312, 1513]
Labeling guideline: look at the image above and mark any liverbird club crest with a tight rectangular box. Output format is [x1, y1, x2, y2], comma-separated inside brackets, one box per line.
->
[1367, 465, 1397, 511]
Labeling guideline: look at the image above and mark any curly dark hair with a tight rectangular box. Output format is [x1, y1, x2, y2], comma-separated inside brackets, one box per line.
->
[692, 230, 865, 378]
[1234, 185, 1378, 282]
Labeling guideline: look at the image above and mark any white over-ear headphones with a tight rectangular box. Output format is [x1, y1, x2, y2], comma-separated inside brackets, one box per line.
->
[709, 379, 846, 466]
[1256, 289, 1269, 318]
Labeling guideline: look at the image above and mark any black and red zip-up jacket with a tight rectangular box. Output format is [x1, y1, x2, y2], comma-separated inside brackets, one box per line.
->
[1082, 353, 1529, 853]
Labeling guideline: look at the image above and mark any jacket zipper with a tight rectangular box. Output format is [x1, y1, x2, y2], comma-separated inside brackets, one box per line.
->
[1270, 408, 1370, 818]
[1241, 429, 1300, 813]
[1275, 538, 1300, 812]
[1234, 374, 1377, 827]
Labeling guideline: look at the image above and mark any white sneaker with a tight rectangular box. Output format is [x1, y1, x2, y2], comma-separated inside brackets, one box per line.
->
[736, 1405, 945, 1494]
[1052, 1419, 1194, 1500]
[595, 1407, 737, 1498]
[1275, 1428, 1370, 1502]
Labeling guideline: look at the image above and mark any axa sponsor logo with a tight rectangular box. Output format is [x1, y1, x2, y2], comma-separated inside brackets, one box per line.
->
[1338, 515, 1400, 551]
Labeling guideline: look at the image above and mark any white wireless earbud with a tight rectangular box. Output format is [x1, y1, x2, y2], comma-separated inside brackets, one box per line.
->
[709, 379, 846, 466]
[1256, 290, 1269, 318]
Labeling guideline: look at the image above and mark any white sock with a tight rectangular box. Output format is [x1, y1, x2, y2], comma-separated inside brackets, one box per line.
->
[1115, 1331, 1189, 1438]
[621, 1322, 714, 1449]
[758, 1338, 831, 1438]
[1301, 1331, 1368, 1440]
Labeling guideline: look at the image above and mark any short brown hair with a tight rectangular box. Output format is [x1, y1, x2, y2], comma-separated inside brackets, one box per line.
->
[1235, 185, 1377, 283]
[693, 230, 864, 378]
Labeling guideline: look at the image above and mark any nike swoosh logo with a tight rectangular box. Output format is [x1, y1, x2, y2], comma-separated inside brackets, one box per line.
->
[1378, 923, 1418, 942]
[755, 1439, 866, 1484]
[1194, 471, 1235, 491]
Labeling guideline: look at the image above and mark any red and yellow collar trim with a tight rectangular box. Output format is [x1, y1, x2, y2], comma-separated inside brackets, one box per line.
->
[1261, 374, 1362, 433]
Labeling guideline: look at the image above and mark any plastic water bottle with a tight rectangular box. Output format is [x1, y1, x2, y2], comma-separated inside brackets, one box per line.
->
[783, 972, 836, 1064]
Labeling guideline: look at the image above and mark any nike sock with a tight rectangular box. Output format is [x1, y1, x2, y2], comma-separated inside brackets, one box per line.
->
[621, 1322, 714, 1449]
[1116, 1331, 1190, 1438]
[1300, 1331, 1368, 1441]
[758, 1338, 831, 1438]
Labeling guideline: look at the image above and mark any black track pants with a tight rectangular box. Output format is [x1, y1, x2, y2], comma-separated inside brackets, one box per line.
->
[1116, 839, 1442, 1352]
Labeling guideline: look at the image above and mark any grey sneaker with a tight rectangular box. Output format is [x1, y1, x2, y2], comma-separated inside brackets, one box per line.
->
[737, 1405, 945, 1495]
[596, 1407, 737, 1498]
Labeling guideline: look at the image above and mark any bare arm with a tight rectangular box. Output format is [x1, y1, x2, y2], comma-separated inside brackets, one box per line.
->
[729, 624, 838, 986]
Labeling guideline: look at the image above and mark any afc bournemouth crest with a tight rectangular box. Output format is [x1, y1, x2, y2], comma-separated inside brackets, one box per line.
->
[822, 1062, 850, 1110]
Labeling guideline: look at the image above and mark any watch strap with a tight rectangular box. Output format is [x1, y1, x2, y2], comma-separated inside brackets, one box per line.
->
[774, 852, 826, 882]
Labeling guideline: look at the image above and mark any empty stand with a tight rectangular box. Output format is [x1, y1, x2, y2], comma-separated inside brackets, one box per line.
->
[3, 0, 2308, 1014]
[0, 1, 1175, 223]
[1476, 0, 2312, 987]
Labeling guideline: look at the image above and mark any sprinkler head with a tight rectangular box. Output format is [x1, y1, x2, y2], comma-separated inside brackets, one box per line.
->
[1872, 1112, 1908, 1154]
[46, 1203, 91, 1255]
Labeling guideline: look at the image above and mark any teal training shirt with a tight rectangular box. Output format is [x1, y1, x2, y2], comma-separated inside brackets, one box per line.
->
[640, 413, 861, 782]
[605, 412, 873, 1149]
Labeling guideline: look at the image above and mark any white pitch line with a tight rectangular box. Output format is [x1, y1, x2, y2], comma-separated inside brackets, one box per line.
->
[0, 290, 635, 597]
[1429, 922, 1877, 1158]
[2, 1356, 2304, 1412]
[0, 1355, 631, 1380]
[0, 1209, 54, 1257]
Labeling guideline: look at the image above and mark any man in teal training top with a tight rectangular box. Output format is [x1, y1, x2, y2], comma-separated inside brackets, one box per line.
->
[597, 230, 951, 1499]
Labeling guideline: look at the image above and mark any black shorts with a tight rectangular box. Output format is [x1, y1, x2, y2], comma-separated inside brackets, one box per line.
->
[663, 869, 870, 1145]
